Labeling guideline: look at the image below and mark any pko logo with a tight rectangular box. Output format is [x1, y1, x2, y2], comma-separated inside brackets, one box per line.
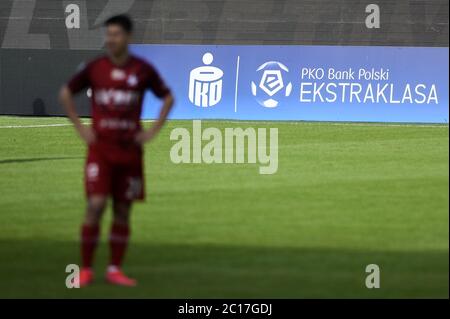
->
[189, 52, 224, 107]
[251, 61, 292, 108]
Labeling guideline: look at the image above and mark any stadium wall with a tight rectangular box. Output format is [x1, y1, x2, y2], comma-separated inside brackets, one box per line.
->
[0, 0, 448, 120]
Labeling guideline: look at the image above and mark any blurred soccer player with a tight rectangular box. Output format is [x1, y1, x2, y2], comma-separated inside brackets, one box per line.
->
[59, 14, 174, 287]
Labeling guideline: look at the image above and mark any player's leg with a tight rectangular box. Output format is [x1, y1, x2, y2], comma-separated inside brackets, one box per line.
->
[79, 195, 108, 286]
[81, 195, 107, 267]
[109, 199, 131, 268]
[105, 199, 137, 286]
[80, 149, 111, 286]
[105, 157, 143, 286]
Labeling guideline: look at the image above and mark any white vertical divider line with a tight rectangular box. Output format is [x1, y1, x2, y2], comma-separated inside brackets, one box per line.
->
[234, 56, 240, 113]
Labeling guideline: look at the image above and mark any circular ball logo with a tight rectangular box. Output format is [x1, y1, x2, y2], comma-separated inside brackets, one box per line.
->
[251, 61, 292, 108]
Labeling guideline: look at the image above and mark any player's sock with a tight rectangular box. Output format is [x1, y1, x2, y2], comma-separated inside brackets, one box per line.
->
[109, 223, 130, 268]
[81, 223, 100, 269]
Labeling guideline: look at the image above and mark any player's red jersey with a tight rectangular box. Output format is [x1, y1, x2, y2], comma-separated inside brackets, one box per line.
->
[67, 55, 170, 155]
[67, 55, 170, 201]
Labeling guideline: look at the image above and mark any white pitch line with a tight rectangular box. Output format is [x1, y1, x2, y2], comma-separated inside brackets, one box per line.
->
[214, 120, 449, 128]
[0, 119, 154, 129]
[0, 120, 446, 129]
[0, 123, 73, 129]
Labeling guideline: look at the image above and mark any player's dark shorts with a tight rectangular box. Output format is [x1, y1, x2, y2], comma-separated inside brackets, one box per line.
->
[84, 143, 144, 201]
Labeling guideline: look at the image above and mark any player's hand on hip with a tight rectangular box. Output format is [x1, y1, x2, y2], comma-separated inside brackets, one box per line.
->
[134, 130, 154, 145]
[78, 125, 97, 144]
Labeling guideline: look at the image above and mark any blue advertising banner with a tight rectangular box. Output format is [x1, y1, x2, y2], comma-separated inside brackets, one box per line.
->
[131, 45, 449, 123]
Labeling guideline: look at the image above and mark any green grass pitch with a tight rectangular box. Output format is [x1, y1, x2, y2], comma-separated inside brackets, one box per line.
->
[0, 116, 448, 298]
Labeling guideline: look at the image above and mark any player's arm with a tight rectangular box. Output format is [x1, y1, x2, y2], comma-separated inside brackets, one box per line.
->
[59, 62, 96, 144]
[59, 86, 96, 144]
[135, 93, 174, 144]
[135, 64, 175, 144]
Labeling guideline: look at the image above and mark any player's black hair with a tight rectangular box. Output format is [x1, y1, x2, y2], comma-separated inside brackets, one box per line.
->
[104, 14, 133, 33]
